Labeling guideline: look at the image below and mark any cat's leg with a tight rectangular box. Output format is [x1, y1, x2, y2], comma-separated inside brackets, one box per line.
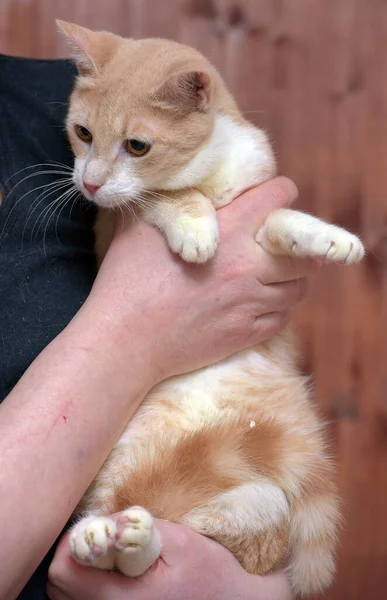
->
[143, 189, 218, 263]
[181, 480, 290, 575]
[256, 208, 365, 264]
[69, 508, 161, 576]
[69, 515, 117, 570]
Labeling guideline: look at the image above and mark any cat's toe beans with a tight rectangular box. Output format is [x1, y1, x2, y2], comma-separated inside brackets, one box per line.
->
[166, 217, 219, 264]
[115, 507, 153, 553]
[69, 517, 116, 563]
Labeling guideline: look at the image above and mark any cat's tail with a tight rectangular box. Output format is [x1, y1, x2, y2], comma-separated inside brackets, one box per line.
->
[287, 470, 341, 597]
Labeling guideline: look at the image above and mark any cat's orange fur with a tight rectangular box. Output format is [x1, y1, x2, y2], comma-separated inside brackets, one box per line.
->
[57, 21, 364, 596]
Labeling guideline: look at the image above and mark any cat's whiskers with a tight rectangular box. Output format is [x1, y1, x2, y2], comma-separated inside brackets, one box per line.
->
[142, 190, 191, 220]
[1, 177, 74, 248]
[22, 179, 74, 236]
[51, 189, 82, 251]
[132, 193, 165, 229]
[117, 197, 138, 223]
[3, 162, 73, 194]
[36, 187, 80, 255]
[31, 184, 77, 240]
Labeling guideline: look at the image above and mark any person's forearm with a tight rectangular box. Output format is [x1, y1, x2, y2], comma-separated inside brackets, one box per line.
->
[0, 299, 155, 598]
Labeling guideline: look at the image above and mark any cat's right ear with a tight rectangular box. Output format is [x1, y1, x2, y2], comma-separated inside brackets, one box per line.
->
[56, 20, 98, 77]
[57, 20, 121, 78]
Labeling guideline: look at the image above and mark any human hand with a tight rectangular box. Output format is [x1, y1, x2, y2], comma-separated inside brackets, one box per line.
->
[47, 518, 293, 600]
[85, 177, 319, 382]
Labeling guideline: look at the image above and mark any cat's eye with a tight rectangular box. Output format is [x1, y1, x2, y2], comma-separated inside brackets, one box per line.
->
[125, 139, 151, 156]
[75, 124, 92, 143]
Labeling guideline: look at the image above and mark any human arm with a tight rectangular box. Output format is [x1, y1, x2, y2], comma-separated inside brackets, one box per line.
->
[47, 518, 293, 600]
[0, 177, 314, 598]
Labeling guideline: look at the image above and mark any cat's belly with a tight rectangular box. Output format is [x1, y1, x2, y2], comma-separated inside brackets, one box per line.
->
[83, 332, 303, 515]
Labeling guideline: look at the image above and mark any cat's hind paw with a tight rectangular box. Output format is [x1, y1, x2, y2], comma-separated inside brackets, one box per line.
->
[114, 507, 161, 577]
[115, 507, 154, 552]
[69, 516, 116, 569]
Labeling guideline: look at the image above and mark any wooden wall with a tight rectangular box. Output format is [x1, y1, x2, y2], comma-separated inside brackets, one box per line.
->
[1, 1, 387, 598]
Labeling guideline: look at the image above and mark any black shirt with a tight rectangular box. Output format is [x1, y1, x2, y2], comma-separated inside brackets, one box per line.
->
[0, 54, 97, 599]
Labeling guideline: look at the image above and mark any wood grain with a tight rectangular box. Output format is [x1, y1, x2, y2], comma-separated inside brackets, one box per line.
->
[1, 1, 386, 598]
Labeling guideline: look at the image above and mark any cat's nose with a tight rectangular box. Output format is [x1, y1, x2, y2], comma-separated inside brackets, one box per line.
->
[83, 181, 101, 196]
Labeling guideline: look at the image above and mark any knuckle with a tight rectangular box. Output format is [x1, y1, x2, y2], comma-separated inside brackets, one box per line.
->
[221, 256, 245, 284]
[171, 525, 192, 553]
[294, 278, 309, 302]
[279, 309, 292, 328]
[47, 562, 62, 587]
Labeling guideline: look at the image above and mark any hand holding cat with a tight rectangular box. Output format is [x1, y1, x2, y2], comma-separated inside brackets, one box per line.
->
[47, 518, 294, 600]
[87, 176, 317, 384]
[46, 177, 308, 600]
[0, 177, 317, 598]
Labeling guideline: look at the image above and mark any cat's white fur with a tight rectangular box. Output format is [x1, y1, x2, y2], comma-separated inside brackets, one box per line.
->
[71, 114, 363, 594]
[59, 23, 365, 595]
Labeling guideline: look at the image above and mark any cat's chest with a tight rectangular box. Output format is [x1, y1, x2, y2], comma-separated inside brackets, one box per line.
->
[197, 116, 276, 208]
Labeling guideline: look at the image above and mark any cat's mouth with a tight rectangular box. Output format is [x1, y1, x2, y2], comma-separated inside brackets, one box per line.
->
[79, 184, 116, 209]
[79, 183, 143, 213]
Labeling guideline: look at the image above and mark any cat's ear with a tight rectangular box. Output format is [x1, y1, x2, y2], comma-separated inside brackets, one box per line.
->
[56, 20, 120, 78]
[151, 71, 212, 113]
[56, 20, 98, 77]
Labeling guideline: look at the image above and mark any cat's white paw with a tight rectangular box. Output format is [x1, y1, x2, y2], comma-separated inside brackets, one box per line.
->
[287, 225, 364, 264]
[114, 507, 161, 577]
[69, 516, 116, 566]
[115, 507, 154, 553]
[166, 215, 219, 263]
[258, 210, 365, 264]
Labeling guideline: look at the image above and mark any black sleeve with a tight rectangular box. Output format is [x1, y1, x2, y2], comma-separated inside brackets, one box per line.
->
[0, 55, 97, 400]
[0, 55, 97, 599]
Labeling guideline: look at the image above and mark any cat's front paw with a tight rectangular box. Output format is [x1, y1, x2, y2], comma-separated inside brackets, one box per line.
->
[165, 215, 219, 263]
[257, 210, 365, 264]
[304, 228, 364, 264]
[284, 222, 364, 264]
[69, 516, 116, 569]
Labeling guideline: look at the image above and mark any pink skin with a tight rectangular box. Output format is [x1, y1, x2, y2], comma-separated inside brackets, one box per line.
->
[0, 178, 319, 598]
[48, 518, 294, 600]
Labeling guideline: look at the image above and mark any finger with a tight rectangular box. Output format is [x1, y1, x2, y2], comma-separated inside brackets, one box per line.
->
[48, 533, 139, 599]
[256, 249, 322, 285]
[251, 570, 294, 600]
[221, 177, 298, 234]
[46, 583, 72, 600]
[152, 519, 198, 564]
[250, 310, 292, 344]
[259, 278, 309, 311]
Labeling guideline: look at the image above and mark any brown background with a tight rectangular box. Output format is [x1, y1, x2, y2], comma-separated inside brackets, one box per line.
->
[1, 1, 387, 598]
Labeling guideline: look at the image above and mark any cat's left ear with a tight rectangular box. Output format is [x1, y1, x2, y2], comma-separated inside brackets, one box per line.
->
[151, 71, 212, 113]
[56, 20, 120, 77]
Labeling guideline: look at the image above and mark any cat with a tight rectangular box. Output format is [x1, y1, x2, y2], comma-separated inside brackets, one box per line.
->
[57, 20, 365, 597]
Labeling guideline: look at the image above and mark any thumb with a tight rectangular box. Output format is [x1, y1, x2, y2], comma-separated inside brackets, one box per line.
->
[152, 518, 200, 564]
[221, 176, 298, 235]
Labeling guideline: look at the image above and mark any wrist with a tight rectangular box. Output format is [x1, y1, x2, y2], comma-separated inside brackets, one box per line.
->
[77, 292, 162, 391]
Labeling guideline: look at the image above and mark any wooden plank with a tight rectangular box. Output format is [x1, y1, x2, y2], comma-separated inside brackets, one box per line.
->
[1, 1, 386, 597]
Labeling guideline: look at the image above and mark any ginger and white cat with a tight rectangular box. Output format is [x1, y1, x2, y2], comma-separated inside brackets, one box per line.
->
[58, 21, 364, 597]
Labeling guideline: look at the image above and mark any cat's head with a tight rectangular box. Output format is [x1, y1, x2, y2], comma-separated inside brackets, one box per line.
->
[58, 21, 227, 209]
